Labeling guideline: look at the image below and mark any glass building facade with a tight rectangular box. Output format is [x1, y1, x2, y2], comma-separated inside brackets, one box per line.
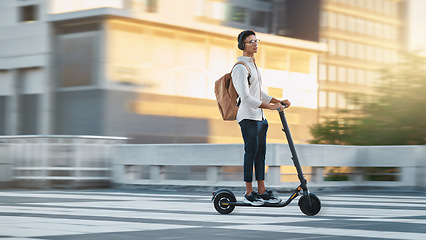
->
[0, 0, 325, 144]
[318, 0, 405, 119]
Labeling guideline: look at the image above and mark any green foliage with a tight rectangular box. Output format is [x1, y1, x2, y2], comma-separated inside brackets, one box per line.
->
[324, 168, 350, 181]
[310, 52, 426, 145]
[364, 167, 399, 181]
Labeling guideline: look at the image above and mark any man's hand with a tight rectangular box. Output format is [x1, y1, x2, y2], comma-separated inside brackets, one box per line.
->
[280, 99, 291, 108]
[264, 98, 291, 111]
[270, 103, 284, 112]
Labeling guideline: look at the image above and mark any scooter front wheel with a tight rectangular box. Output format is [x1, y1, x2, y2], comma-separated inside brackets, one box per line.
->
[213, 192, 236, 214]
[298, 193, 321, 216]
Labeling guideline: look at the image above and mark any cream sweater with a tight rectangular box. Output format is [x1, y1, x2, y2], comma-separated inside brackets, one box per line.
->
[231, 56, 273, 123]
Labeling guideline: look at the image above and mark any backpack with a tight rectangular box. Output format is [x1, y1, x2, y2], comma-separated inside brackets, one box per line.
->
[214, 61, 251, 121]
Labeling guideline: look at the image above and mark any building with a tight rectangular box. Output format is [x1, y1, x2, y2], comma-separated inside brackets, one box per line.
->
[318, 0, 406, 120]
[197, 0, 321, 42]
[210, 0, 406, 121]
[0, 0, 325, 144]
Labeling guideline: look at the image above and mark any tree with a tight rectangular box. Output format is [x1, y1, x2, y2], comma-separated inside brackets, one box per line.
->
[310, 52, 426, 145]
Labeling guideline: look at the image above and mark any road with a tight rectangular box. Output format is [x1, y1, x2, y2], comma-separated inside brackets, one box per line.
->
[0, 189, 426, 239]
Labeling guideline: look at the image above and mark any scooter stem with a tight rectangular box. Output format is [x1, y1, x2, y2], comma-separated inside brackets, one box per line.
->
[278, 110, 308, 191]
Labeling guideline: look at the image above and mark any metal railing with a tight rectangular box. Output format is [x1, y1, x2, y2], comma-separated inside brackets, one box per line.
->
[0, 135, 126, 188]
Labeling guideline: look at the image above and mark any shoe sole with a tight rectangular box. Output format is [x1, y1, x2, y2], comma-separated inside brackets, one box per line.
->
[243, 198, 264, 206]
[264, 199, 282, 204]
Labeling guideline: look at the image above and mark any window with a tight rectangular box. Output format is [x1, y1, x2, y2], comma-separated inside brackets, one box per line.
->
[59, 33, 97, 87]
[338, 67, 346, 82]
[19, 94, 39, 134]
[347, 68, 356, 83]
[356, 44, 365, 60]
[367, 0, 375, 11]
[375, 47, 383, 62]
[390, 26, 397, 40]
[384, 0, 392, 15]
[383, 25, 391, 39]
[328, 65, 337, 81]
[337, 40, 347, 57]
[328, 12, 337, 29]
[319, 91, 327, 108]
[354, 43, 361, 59]
[328, 92, 337, 108]
[337, 14, 347, 30]
[347, 42, 356, 58]
[289, 52, 311, 74]
[348, 0, 357, 6]
[390, 1, 397, 16]
[375, 0, 383, 13]
[124, 0, 133, 9]
[337, 93, 346, 109]
[264, 46, 288, 71]
[328, 39, 337, 55]
[319, 64, 327, 81]
[227, 6, 246, 24]
[250, 10, 267, 27]
[320, 11, 328, 27]
[145, 0, 157, 13]
[366, 71, 375, 86]
[374, 22, 383, 38]
[366, 45, 374, 61]
[20, 5, 38, 22]
[384, 49, 392, 63]
[356, 0, 366, 9]
[356, 19, 365, 34]
[366, 20, 374, 36]
[347, 16, 356, 32]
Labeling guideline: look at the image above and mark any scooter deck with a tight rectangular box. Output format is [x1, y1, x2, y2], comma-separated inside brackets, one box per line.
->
[226, 192, 299, 207]
[227, 200, 291, 207]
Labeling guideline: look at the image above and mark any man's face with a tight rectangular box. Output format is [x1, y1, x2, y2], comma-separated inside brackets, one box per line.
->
[244, 34, 258, 54]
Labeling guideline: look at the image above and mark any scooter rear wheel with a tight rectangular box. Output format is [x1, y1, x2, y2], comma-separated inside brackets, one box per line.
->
[213, 192, 236, 214]
[298, 193, 321, 216]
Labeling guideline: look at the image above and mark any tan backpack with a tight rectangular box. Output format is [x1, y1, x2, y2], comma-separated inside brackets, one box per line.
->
[214, 61, 251, 121]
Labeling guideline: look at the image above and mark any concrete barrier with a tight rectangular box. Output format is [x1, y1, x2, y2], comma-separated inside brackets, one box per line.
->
[0, 144, 13, 187]
[112, 143, 426, 190]
[0, 136, 425, 190]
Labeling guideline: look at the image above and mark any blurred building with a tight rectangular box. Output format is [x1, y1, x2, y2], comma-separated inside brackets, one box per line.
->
[206, 0, 406, 120]
[198, 0, 321, 42]
[0, 0, 325, 144]
[317, 0, 406, 120]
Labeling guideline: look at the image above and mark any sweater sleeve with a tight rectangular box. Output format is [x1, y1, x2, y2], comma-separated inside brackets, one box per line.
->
[261, 90, 273, 104]
[231, 65, 262, 109]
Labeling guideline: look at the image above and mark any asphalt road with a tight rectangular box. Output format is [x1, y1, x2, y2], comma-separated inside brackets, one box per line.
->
[0, 188, 426, 240]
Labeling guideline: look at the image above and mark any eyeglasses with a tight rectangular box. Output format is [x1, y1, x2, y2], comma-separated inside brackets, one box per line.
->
[244, 39, 260, 44]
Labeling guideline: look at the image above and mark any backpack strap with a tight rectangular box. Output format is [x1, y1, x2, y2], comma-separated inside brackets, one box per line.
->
[231, 61, 251, 107]
[232, 61, 251, 86]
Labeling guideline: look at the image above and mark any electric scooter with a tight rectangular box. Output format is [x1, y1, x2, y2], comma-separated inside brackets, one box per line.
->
[212, 105, 321, 216]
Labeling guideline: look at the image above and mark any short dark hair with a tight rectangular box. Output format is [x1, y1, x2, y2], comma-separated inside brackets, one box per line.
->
[237, 30, 256, 50]
[237, 30, 256, 44]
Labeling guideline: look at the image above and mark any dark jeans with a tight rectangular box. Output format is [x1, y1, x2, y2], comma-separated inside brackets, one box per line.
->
[238, 119, 268, 182]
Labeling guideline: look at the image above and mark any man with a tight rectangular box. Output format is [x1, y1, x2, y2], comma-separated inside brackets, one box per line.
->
[232, 30, 291, 206]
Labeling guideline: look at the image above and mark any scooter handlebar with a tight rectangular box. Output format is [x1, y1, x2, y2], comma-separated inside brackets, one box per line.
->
[276, 102, 288, 111]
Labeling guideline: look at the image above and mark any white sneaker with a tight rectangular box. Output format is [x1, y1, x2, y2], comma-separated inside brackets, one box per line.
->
[243, 192, 265, 206]
[259, 190, 282, 204]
